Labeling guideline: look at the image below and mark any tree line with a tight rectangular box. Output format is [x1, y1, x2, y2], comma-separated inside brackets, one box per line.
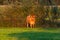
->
[0, 0, 60, 27]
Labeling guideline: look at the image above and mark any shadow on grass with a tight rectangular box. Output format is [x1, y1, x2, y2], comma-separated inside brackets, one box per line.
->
[8, 32, 60, 40]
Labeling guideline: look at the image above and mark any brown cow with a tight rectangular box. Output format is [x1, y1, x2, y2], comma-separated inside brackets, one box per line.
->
[26, 14, 36, 28]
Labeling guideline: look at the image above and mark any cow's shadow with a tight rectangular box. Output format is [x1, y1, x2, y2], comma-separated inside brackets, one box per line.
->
[8, 32, 60, 40]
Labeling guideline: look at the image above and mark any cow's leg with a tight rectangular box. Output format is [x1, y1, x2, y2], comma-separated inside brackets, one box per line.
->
[33, 24, 35, 28]
[32, 24, 34, 28]
[27, 23, 28, 28]
[30, 24, 34, 28]
[32, 24, 33, 28]
[30, 24, 33, 28]
[27, 23, 30, 28]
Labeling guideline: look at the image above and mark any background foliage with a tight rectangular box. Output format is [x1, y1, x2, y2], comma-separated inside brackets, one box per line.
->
[0, 0, 60, 27]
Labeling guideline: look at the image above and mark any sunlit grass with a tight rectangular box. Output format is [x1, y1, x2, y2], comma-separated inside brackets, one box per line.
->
[0, 27, 60, 40]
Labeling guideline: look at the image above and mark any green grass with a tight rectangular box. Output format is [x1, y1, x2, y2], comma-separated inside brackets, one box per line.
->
[0, 27, 60, 40]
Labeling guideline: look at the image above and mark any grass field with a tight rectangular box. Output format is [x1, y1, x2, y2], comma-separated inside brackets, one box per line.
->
[0, 27, 60, 40]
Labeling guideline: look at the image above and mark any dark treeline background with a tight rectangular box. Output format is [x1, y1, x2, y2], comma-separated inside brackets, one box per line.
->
[0, 0, 60, 5]
[0, 0, 60, 27]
